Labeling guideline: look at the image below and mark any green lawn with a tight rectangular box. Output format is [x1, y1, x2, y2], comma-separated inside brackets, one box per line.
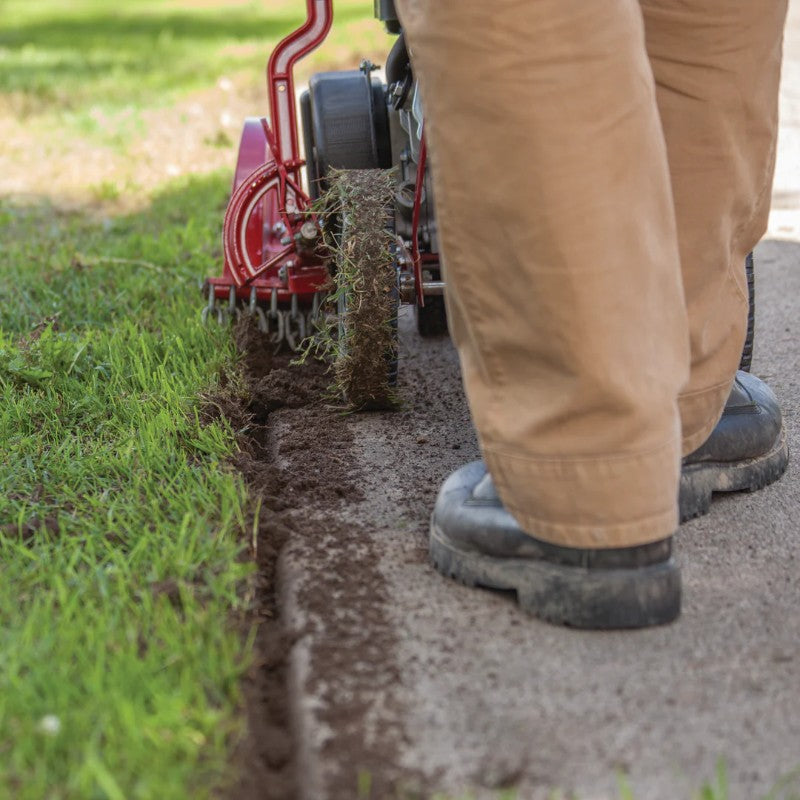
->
[0, 177, 251, 800]
[0, 1, 378, 798]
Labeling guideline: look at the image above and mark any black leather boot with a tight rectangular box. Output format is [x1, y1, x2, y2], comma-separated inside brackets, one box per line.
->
[429, 462, 681, 630]
[679, 371, 788, 521]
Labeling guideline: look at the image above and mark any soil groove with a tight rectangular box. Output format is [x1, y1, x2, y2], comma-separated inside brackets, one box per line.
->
[217, 318, 411, 800]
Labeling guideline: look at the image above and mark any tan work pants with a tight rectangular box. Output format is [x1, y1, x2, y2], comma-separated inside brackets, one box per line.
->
[395, 0, 787, 548]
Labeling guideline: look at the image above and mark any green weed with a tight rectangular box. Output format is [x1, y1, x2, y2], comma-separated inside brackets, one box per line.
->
[693, 760, 729, 800]
[90, 180, 122, 203]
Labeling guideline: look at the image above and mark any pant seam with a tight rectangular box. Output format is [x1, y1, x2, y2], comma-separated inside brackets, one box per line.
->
[425, 134, 510, 401]
[727, 133, 778, 306]
[679, 375, 734, 400]
[483, 436, 677, 469]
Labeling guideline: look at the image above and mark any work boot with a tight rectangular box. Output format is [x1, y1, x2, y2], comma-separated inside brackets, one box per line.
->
[429, 462, 681, 630]
[679, 371, 789, 521]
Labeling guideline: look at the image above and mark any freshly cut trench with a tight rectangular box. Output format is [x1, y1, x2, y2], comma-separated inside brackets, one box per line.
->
[219, 317, 410, 800]
[212, 318, 303, 800]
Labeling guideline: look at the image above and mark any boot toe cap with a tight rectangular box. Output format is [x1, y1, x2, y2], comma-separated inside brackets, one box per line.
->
[686, 371, 783, 464]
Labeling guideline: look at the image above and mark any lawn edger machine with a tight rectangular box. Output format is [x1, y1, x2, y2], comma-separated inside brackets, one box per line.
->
[202, 0, 446, 405]
[203, 0, 756, 403]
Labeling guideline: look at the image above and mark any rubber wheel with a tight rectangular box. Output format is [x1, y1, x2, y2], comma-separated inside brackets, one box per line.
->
[305, 70, 391, 198]
[415, 294, 448, 337]
[331, 169, 399, 409]
[740, 251, 754, 372]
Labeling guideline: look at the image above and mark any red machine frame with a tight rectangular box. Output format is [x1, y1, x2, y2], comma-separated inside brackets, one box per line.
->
[204, 0, 429, 333]
[205, 0, 332, 320]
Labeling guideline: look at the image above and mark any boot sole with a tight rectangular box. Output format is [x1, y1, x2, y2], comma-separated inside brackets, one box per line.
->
[679, 426, 789, 522]
[429, 521, 681, 629]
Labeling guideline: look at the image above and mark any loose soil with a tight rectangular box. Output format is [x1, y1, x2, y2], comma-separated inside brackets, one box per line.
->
[218, 317, 412, 800]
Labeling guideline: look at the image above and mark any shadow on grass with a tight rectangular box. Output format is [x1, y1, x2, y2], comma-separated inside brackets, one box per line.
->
[0, 170, 232, 335]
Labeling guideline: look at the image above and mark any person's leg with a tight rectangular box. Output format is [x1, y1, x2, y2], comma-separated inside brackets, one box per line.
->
[641, 0, 789, 453]
[394, 0, 686, 627]
[395, 0, 688, 549]
[639, 0, 790, 520]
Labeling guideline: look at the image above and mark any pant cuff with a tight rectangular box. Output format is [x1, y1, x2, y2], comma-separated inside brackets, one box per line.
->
[483, 440, 680, 549]
[679, 377, 734, 456]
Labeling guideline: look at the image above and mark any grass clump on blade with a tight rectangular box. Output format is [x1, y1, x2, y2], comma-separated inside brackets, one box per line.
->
[300, 168, 398, 410]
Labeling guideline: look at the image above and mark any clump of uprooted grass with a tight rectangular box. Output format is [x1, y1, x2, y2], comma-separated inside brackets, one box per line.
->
[300, 168, 398, 410]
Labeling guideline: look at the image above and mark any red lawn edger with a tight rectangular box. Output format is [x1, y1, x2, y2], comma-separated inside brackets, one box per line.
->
[203, 0, 755, 378]
[202, 0, 446, 368]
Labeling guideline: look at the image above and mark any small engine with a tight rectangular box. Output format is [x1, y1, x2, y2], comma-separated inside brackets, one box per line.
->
[385, 35, 439, 259]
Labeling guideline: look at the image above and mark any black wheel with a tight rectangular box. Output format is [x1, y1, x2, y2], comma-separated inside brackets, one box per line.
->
[740, 251, 754, 372]
[415, 294, 448, 337]
[302, 69, 391, 201]
[302, 71, 397, 403]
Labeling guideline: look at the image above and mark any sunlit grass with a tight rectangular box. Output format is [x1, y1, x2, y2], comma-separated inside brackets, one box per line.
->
[0, 0, 386, 121]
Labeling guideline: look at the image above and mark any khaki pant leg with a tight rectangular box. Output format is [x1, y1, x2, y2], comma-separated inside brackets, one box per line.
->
[641, 0, 788, 454]
[395, 0, 689, 548]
